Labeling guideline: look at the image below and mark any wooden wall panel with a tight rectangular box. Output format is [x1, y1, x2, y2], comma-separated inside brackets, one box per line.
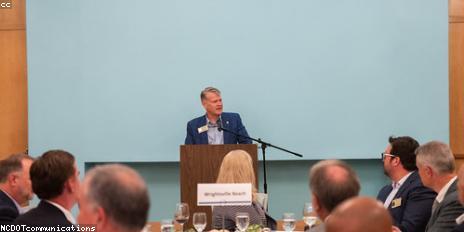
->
[0, 0, 28, 159]
[456, 159, 464, 171]
[450, 23, 464, 157]
[450, 0, 464, 167]
[0, 0, 25, 30]
[450, 0, 464, 23]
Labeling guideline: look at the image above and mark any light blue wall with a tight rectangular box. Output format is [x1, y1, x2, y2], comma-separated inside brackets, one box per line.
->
[24, 0, 443, 223]
[86, 159, 388, 221]
[27, 0, 449, 162]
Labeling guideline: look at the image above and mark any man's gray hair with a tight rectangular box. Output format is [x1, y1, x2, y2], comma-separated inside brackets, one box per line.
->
[0, 154, 33, 183]
[200, 87, 221, 100]
[309, 160, 360, 213]
[84, 164, 150, 231]
[415, 141, 455, 175]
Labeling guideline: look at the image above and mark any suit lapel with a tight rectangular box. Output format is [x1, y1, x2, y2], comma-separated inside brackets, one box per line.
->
[222, 114, 231, 144]
[426, 179, 458, 230]
[379, 185, 393, 203]
[199, 116, 208, 144]
[393, 172, 417, 200]
[436, 179, 457, 213]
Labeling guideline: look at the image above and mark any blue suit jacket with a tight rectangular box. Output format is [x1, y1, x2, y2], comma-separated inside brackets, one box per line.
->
[377, 171, 437, 232]
[185, 112, 252, 145]
[0, 190, 19, 225]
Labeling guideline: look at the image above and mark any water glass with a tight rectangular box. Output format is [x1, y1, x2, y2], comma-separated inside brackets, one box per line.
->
[303, 203, 318, 228]
[161, 220, 174, 232]
[282, 212, 296, 232]
[193, 212, 207, 232]
[235, 212, 250, 232]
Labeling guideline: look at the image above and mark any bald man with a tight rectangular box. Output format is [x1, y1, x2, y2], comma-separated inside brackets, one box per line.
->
[77, 164, 150, 232]
[308, 160, 360, 232]
[326, 197, 392, 232]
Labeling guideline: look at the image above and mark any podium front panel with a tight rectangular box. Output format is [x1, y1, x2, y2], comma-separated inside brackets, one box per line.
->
[180, 144, 258, 230]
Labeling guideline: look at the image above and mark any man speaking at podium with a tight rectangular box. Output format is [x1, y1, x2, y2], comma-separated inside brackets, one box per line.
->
[185, 87, 252, 145]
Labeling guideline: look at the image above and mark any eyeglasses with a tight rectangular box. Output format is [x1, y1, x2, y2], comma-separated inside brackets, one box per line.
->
[381, 152, 397, 161]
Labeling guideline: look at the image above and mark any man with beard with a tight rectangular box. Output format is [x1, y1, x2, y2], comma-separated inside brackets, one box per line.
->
[377, 136, 436, 232]
[0, 154, 34, 224]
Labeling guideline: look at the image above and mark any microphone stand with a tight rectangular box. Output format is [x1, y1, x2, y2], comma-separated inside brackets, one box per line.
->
[218, 126, 302, 194]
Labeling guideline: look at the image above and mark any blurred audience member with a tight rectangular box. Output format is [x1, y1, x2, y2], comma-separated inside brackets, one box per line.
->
[78, 164, 150, 232]
[308, 159, 360, 232]
[326, 196, 392, 232]
[0, 154, 34, 224]
[416, 141, 464, 232]
[14, 150, 79, 226]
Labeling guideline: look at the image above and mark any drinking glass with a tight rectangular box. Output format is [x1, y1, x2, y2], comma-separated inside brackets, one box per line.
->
[193, 212, 207, 232]
[235, 212, 250, 232]
[161, 220, 174, 232]
[282, 213, 296, 232]
[303, 203, 318, 229]
[174, 203, 189, 231]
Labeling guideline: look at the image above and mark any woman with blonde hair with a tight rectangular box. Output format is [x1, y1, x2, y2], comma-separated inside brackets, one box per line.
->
[212, 150, 275, 231]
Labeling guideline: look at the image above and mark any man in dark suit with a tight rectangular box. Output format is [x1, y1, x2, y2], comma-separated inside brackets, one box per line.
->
[14, 150, 80, 227]
[0, 154, 34, 224]
[377, 136, 436, 232]
[451, 165, 464, 232]
[452, 165, 464, 232]
[416, 141, 464, 232]
[185, 87, 252, 145]
[77, 164, 149, 232]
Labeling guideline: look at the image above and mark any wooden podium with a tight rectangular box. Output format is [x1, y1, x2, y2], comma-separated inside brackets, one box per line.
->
[180, 144, 258, 230]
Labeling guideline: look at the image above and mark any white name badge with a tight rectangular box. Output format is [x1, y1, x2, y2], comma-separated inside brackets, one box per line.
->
[197, 125, 208, 133]
[197, 183, 252, 206]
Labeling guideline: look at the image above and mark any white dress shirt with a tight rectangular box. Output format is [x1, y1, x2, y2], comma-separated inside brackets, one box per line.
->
[456, 213, 464, 225]
[435, 176, 457, 204]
